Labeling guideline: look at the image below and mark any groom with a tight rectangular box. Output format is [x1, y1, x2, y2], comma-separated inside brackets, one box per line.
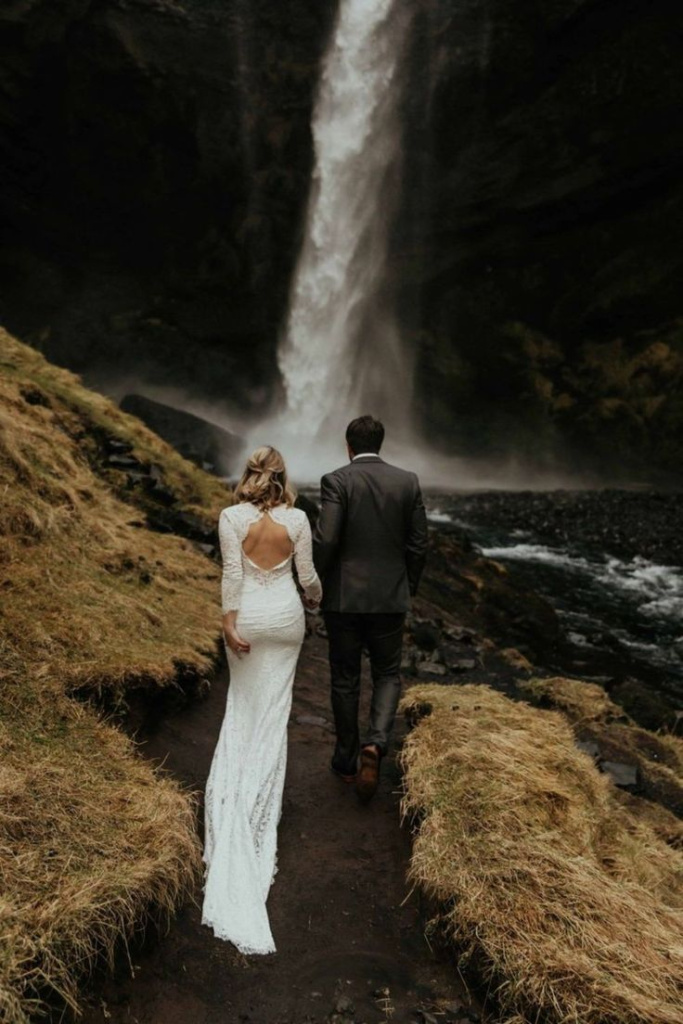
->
[313, 415, 428, 802]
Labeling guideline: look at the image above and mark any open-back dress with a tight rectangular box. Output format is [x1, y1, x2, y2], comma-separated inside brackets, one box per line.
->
[201, 502, 322, 954]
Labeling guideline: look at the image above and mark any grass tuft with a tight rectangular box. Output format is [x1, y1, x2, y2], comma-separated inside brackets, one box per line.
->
[400, 684, 683, 1024]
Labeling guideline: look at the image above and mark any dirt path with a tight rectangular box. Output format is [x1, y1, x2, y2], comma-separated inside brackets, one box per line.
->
[77, 626, 474, 1024]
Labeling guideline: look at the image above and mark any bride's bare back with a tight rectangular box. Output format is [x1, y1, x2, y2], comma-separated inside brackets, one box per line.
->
[241, 510, 293, 570]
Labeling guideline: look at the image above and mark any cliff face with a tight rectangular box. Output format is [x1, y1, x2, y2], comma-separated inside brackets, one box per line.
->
[0, 0, 334, 409]
[400, 0, 683, 478]
[1, 0, 682, 480]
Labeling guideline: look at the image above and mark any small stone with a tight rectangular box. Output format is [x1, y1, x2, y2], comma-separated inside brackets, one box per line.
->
[601, 761, 638, 788]
[417, 661, 447, 677]
[575, 740, 600, 758]
[126, 470, 150, 485]
[105, 437, 133, 453]
[296, 714, 329, 728]
[450, 658, 477, 672]
[437, 643, 479, 671]
[334, 995, 355, 1015]
[108, 454, 141, 468]
[443, 624, 477, 644]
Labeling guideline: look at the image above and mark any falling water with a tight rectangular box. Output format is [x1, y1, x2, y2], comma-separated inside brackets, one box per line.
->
[276, 0, 412, 450]
[240, 0, 555, 486]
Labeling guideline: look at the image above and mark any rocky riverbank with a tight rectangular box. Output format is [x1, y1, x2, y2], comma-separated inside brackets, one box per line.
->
[435, 488, 683, 566]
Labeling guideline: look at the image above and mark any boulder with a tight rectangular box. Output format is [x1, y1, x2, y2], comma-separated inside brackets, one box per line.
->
[601, 761, 639, 789]
[120, 394, 242, 476]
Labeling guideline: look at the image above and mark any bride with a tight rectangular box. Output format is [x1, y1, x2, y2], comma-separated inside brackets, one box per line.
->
[201, 445, 322, 954]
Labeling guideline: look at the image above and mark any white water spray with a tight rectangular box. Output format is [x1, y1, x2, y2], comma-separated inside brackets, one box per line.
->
[242, 0, 572, 487]
[273, 0, 412, 458]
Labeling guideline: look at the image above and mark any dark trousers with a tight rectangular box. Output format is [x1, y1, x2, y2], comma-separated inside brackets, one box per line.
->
[324, 611, 405, 775]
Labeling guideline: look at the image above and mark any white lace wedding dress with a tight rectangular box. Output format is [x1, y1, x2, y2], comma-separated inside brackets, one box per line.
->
[201, 502, 322, 954]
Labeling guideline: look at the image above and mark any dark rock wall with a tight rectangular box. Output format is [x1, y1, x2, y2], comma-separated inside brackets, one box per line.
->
[400, 0, 683, 478]
[1, 0, 682, 480]
[0, 0, 335, 409]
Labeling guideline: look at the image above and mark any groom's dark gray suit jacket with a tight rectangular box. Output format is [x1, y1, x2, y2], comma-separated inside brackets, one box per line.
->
[313, 455, 429, 613]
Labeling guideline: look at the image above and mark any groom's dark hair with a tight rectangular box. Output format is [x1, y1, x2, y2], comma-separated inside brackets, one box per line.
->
[346, 415, 385, 455]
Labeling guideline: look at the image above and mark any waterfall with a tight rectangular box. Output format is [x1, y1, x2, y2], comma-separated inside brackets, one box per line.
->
[275, 0, 412, 451]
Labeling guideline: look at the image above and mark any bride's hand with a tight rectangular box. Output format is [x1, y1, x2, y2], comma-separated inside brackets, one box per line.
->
[302, 596, 319, 611]
[224, 625, 251, 655]
[222, 613, 251, 655]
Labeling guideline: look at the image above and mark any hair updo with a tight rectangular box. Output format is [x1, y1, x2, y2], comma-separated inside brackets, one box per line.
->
[233, 445, 296, 510]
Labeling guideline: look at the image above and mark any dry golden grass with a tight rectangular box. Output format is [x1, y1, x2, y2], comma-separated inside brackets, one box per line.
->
[519, 676, 617, 724]
[0, 692, 202, 1022]
[0, 328, 228, 700]
[0, 330, 232, 1022]
[0, 327, 229, 525]
[520, 677, 683, 813]
[401, 684, 683, 1024]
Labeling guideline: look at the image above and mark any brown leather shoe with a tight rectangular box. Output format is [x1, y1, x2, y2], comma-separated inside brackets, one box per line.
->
[355, 745, 381, 803]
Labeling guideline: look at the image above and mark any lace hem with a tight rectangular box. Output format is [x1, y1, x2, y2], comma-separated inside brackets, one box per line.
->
[200, 912, 277, 956]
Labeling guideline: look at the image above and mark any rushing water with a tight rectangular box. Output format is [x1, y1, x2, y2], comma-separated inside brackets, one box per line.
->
[275, 0, 411, 450]
[425, 490, 683, 694]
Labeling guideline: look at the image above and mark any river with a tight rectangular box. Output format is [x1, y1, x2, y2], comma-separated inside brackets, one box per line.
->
[424, 489, 683, 701]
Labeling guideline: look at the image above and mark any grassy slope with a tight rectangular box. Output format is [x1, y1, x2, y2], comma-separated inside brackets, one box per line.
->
[0, 330, 231, 1022]
[401, 684, 683, 1024]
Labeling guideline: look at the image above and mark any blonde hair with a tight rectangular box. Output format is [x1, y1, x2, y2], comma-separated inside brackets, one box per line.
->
[234, 445, 296, 510]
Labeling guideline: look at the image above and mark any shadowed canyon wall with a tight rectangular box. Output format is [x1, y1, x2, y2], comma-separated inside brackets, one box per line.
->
[0, 0, 336, 414]
[1, 0, 682, 480]
[400, 0, 683, 478]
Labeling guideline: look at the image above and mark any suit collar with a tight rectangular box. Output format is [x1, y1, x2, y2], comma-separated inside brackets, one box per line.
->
[351, 453, 383, 463]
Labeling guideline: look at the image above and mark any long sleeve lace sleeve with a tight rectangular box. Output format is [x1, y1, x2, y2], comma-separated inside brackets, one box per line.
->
[218, 509, 244, 612]
[294, 512, 323, 604]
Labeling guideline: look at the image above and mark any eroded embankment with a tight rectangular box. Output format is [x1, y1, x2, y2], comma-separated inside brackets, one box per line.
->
[400, 559, 683, 1024]
[0, 330, 231, 1023]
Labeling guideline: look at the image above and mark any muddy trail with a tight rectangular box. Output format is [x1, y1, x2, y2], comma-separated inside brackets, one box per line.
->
[76, 624, 474, 1024]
